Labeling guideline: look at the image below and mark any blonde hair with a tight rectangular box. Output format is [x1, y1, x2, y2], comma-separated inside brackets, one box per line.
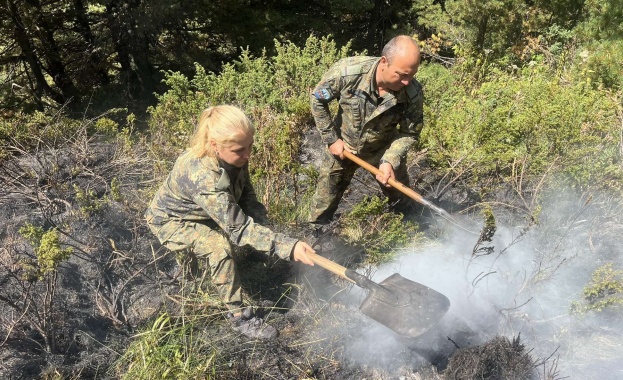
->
[189, 105, 254, 158]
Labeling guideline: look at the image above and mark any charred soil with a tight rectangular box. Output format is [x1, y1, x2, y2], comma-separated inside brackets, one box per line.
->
[0, 135, 538, 379]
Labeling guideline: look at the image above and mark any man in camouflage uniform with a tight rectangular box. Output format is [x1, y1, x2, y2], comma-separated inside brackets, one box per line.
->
[309, 35, 424, 227]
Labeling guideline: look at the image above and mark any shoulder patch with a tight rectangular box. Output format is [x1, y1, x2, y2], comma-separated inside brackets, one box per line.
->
[313, 86, 333, 101]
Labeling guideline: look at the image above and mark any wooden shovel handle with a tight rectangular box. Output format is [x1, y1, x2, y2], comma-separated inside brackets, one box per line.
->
[343, 150, 428, 206]
[344, 151, 480, 234]
[306, 251, 355, 284]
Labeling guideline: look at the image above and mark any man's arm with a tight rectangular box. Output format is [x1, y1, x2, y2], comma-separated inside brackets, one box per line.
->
[310, 69, 342, 146]
[381, 82, 424, 167]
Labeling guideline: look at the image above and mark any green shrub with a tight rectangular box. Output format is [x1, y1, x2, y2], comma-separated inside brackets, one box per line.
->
[248, 108, 316, 224]
[571, 263, 623, 314]
[472, 204, 497, 256]
[417, 62, 465, 119]
[573, 40, 623, 91]
[93, 117, 119, 136]
[19, 223, 73, 279]
[74, 184, 105, 215]
[0, 111, 81, 159]
[575, 0, 623, 41]
[110, 177, 122, 201]
[338, 196, 419, 265]
[147, 35, 352, 223]
[148, 35, 351, 161]
[419, 61, 623, 201]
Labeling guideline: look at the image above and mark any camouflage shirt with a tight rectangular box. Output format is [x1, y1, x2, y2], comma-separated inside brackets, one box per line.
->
[311, 56, 424, 168]
[145, 150, 297, 260]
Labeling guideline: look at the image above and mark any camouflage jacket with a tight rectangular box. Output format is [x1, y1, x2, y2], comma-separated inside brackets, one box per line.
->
[310, 56, 424, 168]
[145, 150, 297, 260]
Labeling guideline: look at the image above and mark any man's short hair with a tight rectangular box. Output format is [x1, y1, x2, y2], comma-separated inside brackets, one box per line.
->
[382, 35, 417, 62]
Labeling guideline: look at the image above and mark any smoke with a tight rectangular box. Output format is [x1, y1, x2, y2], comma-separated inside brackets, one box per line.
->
[338, 191, 623, 378]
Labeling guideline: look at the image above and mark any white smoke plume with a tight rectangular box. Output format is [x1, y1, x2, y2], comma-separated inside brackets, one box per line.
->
[339, 191, 623, 379]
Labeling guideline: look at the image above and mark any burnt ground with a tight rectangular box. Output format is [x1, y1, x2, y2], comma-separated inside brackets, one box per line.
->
[0, 132, 539, 379]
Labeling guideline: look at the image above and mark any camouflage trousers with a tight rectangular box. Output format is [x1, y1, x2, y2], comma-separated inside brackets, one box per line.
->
[309, 148, 410, 225]
[147, 220, 242, 310]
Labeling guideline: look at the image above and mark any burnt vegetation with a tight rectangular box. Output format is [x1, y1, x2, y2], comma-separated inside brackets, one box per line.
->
[2, 1, 623, 379]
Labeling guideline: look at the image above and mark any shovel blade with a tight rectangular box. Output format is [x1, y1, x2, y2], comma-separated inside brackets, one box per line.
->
[359, 273, 450, 338]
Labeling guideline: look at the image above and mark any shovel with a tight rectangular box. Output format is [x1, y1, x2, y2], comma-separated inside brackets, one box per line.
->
[342, 150, 478, 234]
[307, 250, 450, 338]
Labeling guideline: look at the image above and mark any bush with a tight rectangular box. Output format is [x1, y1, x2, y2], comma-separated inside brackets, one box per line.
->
[148, 35, 351, 161]
[19, 223, 73, 279]
[338, 196, 420, 265]
[573, 40, 623, 91]
[571, 263, 623, 314]
[419, 60, 623, 204]
[147, 35, 352, 223]
[0, 111, 81, 160]
[0, 223, 75, 353]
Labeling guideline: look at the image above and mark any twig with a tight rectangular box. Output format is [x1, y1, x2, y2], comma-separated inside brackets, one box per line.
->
[499, 297, 533, 316]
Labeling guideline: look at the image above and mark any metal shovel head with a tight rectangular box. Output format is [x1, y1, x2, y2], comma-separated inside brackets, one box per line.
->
[359, 273, 450, 338]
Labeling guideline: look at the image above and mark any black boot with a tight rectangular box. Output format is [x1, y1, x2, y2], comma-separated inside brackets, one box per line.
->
[227, 307, 278, 340]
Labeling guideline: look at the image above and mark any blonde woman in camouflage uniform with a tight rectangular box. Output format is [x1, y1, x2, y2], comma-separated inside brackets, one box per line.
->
[146, 105, 315, 339]
[309, 35, 424, 229]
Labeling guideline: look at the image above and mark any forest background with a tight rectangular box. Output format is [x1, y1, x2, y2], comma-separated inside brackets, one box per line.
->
[1, 0, 623, 379]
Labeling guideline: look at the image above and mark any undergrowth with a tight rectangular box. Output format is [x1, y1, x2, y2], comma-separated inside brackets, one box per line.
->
[19, 223, 73, 280]
[337, 196, 420, 265]
[571, 263, 623, 314]
[115, 311, 221, 379]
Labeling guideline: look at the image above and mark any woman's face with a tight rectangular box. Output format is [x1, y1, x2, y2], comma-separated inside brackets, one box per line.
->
[212, 132, 253, 168]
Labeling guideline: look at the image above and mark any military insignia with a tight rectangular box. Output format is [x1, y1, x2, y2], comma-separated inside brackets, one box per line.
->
[313, 86, 333, 101]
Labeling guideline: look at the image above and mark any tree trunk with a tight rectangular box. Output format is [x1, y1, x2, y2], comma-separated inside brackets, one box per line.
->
[105, 2, 141, 98]
[7, 0, 64, 108]
[475, 15, 489, 52]
[367, 0, 385, 54]
[105, 0, 154, 99]
[24, 0, 79, 103]
[72, 0, 110, 85]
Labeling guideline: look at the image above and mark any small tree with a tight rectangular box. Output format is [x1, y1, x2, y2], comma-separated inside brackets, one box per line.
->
[0, 224, 73, 353]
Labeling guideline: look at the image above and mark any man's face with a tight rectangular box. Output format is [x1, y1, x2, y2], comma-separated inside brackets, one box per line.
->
[378, 53, 419, 92]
